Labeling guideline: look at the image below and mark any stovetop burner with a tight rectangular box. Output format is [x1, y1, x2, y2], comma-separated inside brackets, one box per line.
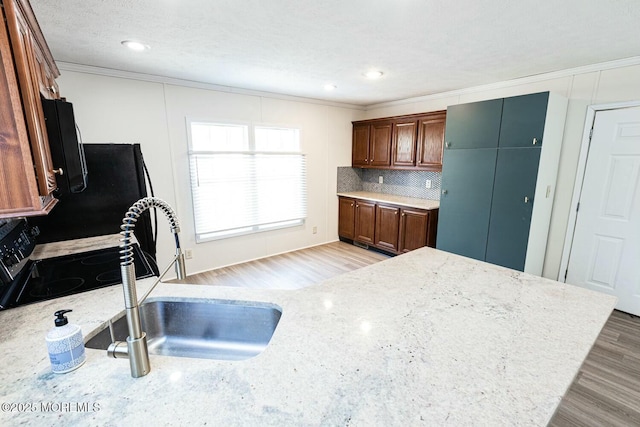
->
[96, 270, 122, 283]
[29, 277, 85, 298]
[81, 251, 121, 266]
[4, 244, 156, 309]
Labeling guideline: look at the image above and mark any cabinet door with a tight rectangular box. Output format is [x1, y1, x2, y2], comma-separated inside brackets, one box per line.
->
[392, 119, 418, 167]
[375, 204, 400, 252]
[32, 43, 58, 100]
[0, 15, 42, 216]
[338, 197, 356, 239]
[416, 114, 445, 170]
[369, 122, 392, 167]
[352, 123, 370, 167]
[4, 0, 57, 196]
[485, 147, 541, 271]
[499, 92, 549, 148]
[399, 208, 429, 253]
[354, 200, 376, 245]
[436, 148, 498, 261]
[444, 99, 503, 149]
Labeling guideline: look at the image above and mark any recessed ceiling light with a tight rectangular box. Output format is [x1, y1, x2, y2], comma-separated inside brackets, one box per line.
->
[121, 40, 150, 52]
[364, 70, 384, 79]
[324, 84, 337, 91]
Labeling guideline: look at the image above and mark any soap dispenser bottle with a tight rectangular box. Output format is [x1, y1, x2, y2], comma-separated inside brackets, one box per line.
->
[46, 310, 86, 373]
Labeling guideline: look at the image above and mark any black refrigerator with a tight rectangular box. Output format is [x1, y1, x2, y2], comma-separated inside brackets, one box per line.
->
[29, 144, 157, 261]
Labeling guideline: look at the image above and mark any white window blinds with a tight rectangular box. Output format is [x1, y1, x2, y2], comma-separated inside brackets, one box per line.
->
[188, 121, 307, 241]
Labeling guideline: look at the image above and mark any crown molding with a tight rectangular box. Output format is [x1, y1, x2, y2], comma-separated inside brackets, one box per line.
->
[364, 56, 640, 110]
[57, 56, 640, 112]
[56, 62, 365, 110]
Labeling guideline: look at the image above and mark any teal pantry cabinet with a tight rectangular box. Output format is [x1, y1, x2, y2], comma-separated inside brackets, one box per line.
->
[436, 92, 567, 275]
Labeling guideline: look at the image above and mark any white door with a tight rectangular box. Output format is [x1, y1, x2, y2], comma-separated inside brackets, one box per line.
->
[566, 106, 640, 315]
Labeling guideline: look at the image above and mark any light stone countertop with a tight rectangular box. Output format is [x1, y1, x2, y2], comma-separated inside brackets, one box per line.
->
[337, 191, 440, 210]
[30, 234, 123, 259]
[0, 243, 615, 426]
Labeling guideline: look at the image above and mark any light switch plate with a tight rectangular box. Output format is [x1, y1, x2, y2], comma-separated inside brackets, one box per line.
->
[379, 176, 383, 184]
[425, 179, 432, 189]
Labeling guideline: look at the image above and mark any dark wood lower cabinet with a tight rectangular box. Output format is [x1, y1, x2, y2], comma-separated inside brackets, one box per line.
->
[338, 197, 356, 239]
[399, 208, 434, 253]
[374, 204, 400, 252]
[339, 196, 437, 255]
[354, 200, 376, 245]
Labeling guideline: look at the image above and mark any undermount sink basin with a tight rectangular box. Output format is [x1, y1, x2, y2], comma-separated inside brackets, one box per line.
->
[85, 298, 282, 361]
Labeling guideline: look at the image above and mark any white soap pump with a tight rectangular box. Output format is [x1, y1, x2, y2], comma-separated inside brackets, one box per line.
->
[46, 309, 86, 373]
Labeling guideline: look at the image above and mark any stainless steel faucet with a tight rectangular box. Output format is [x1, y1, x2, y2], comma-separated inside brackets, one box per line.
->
[107, 197, 186, 378]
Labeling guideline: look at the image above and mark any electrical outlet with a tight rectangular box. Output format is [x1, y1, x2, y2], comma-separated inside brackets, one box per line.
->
[184, 249, 193, 259]
[379, 176, 383, 184]
[312, 226, 317, 234]
[425, 179, 432, 189]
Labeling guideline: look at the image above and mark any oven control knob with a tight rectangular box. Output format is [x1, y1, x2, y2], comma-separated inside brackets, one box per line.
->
[3, 253, 15, 267]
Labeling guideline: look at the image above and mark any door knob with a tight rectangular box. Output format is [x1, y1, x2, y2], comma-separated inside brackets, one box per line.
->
[442, 189, 448, 195]
[524, 196, 530, 203]
[532, 138, 538, 145]
[445, 141, 451, 148]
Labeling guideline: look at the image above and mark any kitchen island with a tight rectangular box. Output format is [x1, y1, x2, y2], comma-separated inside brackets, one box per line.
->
[0, 244, 615, 426]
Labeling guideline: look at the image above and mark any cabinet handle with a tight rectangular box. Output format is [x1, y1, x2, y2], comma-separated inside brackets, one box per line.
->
[532, 138, 538, 145]
[356, 204, 359, 208]
[524, 196, 530, 203]
[350, 203, 354, 207]
[442, 189, 448, 195]
[52, 168, 64, 176]
[48, 86, 57, 94]
[401, 212, 405, 217]
[394, 211, 398, 215]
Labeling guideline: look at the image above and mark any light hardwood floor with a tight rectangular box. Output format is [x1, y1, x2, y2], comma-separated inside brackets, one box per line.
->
[176, 241, 640, 426]
[174, 241, 390, 289]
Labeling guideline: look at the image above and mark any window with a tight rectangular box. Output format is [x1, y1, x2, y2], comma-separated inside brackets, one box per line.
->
[187, 120, 306, 241]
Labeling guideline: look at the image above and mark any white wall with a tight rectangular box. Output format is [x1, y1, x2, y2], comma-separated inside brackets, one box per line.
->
[364, 61, 640, 280]
[57, 71, 363, 276]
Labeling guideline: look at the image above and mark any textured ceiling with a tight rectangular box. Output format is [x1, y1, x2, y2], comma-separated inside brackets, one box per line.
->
[30, 0, 640, 106]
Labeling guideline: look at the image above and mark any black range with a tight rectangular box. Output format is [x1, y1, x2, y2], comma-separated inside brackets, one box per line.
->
[0, 219, 155, 310]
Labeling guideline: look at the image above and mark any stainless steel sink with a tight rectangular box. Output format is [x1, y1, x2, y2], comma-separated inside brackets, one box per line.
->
[85, 298, 282, 361]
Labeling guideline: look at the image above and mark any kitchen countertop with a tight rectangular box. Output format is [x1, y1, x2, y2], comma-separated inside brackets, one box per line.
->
[337, 191, 439, 210]
[0, 242, 615, 426]
[30, 234, 123, 259]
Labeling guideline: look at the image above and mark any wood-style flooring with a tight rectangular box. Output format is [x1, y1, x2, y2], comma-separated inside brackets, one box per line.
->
[175, 241, 640, 426]
[550, 310, 640, 427]
[172, 241, 390, 289]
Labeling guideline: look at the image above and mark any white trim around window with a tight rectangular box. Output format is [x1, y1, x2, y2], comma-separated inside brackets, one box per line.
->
[186, 119, 307, 242]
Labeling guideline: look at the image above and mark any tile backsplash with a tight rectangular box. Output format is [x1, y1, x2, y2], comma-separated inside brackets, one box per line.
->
[337, 167, 441, 200]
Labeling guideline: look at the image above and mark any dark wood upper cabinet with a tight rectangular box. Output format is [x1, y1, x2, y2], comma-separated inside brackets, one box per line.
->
[369, 121, 392, 167]
[0, 0, 60, 218]
[352, 121, 393, 168]
[352, 123, 370, 167]
[416, 112, 446, 170]
[392, 119, 418, 167]
[353, 110, 446, 171]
